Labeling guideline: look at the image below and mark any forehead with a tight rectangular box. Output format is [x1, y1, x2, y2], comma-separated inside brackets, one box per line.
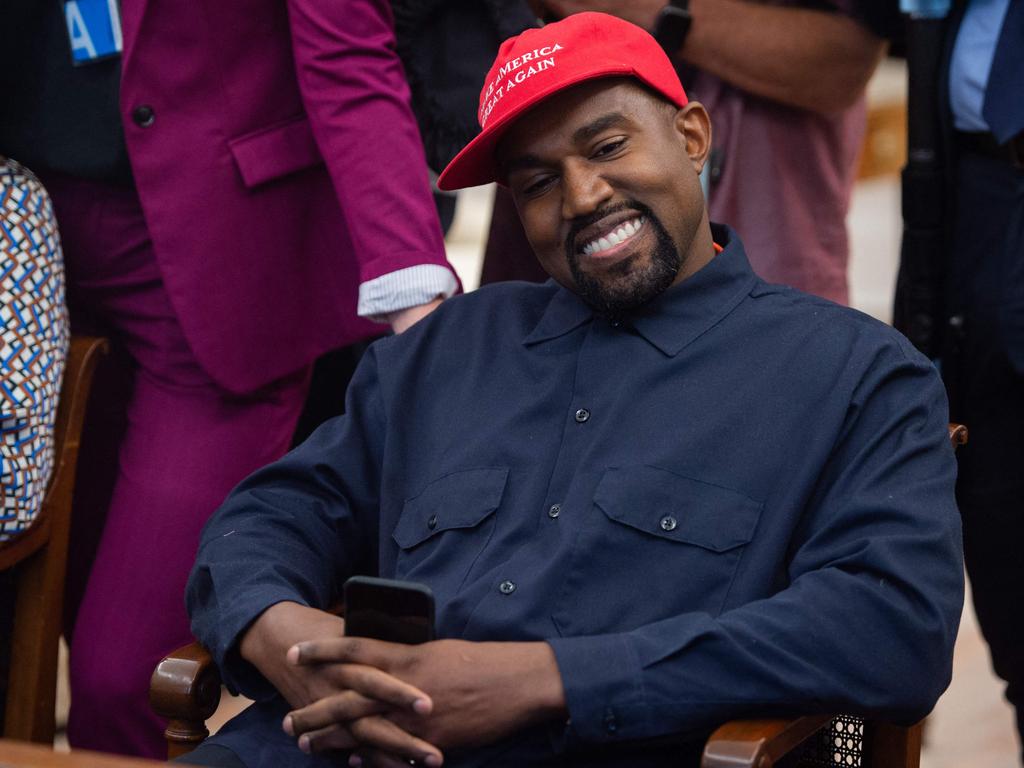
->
[497, 79, 667, 169]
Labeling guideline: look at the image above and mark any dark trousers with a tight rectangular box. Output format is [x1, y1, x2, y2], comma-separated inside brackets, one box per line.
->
[945, 148, 1024, 758]
[173, 744, 247, 768]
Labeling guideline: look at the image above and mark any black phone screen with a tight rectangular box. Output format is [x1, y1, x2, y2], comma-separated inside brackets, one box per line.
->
[343, 576, 436, 645]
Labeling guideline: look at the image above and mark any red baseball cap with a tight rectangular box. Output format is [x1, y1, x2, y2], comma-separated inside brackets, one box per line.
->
[436, 12, 688, 191]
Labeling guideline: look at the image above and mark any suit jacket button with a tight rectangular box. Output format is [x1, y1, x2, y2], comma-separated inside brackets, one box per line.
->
[132, 105, 156, 127]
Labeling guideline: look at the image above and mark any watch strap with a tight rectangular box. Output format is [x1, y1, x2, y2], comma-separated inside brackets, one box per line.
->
[653, 0, 692, 56]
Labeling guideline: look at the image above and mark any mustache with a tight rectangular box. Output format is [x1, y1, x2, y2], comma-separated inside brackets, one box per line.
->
[564, 200, 658, 258]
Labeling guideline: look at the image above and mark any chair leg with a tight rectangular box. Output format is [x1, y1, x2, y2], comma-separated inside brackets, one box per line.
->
[4, 533, 67, 743]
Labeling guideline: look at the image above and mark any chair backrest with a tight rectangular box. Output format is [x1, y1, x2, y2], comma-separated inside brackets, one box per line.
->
[0, 336, 107, 743]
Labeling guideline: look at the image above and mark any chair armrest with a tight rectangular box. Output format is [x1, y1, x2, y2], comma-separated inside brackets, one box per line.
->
[149, 642, 222, 759]
[701, 715, 832, 768]
[948, 423, 968, 448]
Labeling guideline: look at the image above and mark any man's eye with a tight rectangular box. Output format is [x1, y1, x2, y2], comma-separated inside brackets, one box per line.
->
[593, 139, 626, 158]
[523, 176, 556, 195]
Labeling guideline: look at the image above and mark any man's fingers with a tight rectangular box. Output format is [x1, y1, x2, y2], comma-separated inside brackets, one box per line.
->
[347, 715, 442, 766]
[289, 636, 394, 667]
[338, 664, 432, 713]
[285, 691, 387, 736]
[294, 723, 359, 754]
[292, 653, 432, 714]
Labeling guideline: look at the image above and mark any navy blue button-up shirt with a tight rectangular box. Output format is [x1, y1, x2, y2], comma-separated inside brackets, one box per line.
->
[188, 226, 963, 766]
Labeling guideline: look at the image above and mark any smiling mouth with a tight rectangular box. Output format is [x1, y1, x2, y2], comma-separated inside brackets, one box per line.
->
[579, 216, 646, 257]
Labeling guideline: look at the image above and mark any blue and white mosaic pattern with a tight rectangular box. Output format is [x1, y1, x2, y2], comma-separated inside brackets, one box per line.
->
[0, 158, 70, 540]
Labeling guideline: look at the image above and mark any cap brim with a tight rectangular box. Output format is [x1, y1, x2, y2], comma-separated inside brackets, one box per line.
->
[436, 122, 508, 191]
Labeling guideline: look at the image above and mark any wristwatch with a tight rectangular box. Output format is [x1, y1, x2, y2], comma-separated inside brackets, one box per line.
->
[653, 0, 692, 56]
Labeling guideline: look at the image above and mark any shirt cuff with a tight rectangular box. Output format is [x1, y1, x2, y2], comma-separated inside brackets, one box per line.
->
[357, 264, 459, 321]
[194, 583, 310, 699]
[547, 634, 649, 745]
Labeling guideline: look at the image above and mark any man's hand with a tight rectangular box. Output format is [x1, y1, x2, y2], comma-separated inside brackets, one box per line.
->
[239, 601, 433, 714]
[387, 297, 444, 334]
[283, 637, 567, 764]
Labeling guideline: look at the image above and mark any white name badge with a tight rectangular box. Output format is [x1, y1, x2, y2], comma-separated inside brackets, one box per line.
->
[63, 0, 123, 65]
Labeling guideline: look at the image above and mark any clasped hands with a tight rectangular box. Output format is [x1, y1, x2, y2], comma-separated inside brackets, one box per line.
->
[240, 602, 567, 768]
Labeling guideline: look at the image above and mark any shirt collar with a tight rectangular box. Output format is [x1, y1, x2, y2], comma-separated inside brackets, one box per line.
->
[523, 224, 758, 356]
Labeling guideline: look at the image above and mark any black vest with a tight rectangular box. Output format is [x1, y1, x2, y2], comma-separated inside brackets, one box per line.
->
[0, 0, 131, 182]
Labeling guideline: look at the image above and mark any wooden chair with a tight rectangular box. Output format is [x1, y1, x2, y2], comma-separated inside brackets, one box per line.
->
[0, 336, 108, 744]
[152, 424, 970, 765]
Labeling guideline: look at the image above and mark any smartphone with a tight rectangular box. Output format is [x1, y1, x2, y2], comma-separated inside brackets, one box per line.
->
[343, 576, 436, 645]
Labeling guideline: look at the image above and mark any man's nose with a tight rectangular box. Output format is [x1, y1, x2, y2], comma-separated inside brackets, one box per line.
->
[561, 162, 613, 220]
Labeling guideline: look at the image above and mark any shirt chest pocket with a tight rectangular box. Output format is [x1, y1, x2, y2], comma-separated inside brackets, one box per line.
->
[553, 466, 763, 636]
[391, 468, 508, 595]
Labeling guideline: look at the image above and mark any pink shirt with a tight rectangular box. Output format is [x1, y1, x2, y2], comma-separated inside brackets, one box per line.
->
[687, 3, 871, 306]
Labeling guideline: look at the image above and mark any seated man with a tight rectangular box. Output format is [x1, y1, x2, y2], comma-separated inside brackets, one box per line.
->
[184, 13, 964, 768]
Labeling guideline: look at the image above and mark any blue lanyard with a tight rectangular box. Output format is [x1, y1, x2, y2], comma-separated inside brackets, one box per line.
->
[62, 0, 123, 66]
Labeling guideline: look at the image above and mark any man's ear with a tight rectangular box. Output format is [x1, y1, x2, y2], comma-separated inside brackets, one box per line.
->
[674, 102, 712, 175]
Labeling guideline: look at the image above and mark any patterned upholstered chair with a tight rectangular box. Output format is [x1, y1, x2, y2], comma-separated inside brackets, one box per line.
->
[152, 424, 969, 766]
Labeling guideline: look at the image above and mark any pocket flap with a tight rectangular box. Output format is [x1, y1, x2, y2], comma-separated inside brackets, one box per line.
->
[393, 468, 509, 549]
[594, 466, 761, 552]
[228, 116, 323, 188]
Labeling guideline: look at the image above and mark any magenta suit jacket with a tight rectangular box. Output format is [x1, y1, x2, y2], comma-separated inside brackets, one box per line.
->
[118, 0, 450, 393]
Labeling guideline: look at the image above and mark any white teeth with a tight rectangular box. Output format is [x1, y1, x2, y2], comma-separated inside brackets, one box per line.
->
[581, 216, 645, 256]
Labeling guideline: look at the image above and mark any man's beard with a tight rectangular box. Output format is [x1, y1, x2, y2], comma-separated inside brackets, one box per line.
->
[565, 200, 683, 319]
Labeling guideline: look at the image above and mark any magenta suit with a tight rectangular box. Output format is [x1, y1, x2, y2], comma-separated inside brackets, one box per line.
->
[116, 0, 449, 393]
[48, 0, 451, 757]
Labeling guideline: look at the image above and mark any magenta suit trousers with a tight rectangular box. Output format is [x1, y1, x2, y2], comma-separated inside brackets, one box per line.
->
[44, 173, 310, 758]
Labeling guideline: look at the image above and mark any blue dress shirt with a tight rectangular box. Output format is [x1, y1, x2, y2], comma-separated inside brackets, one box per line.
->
[949, 0, 1012, 131]
[187, 225, 964, 767]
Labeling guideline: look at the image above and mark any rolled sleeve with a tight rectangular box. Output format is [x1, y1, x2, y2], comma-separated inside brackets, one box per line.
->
[358, 263, 460, 320]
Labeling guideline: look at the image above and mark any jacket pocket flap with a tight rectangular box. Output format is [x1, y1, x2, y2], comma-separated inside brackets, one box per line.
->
[594, 466, 762, 552]
[393, 468, 509, 549]
[228, 116, 323, 188]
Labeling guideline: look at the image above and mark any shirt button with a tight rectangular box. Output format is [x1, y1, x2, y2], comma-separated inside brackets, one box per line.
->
[427, 514, 438, 530]
[132, 105, 156, 127]
[574, 408, 591, 423]
[604, 709, 618, 734]
[499, 580, 516, 595]
[548, 504, 561, 519]
[660, 516, 678, 532]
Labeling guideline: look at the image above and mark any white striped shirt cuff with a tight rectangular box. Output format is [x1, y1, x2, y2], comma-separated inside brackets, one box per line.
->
[357, 264, 460, 322]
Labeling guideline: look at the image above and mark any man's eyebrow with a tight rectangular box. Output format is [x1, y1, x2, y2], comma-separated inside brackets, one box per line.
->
[571, 112, 632, 144]
[503, 112, 634, 178]
[503, 153, 547, 177]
